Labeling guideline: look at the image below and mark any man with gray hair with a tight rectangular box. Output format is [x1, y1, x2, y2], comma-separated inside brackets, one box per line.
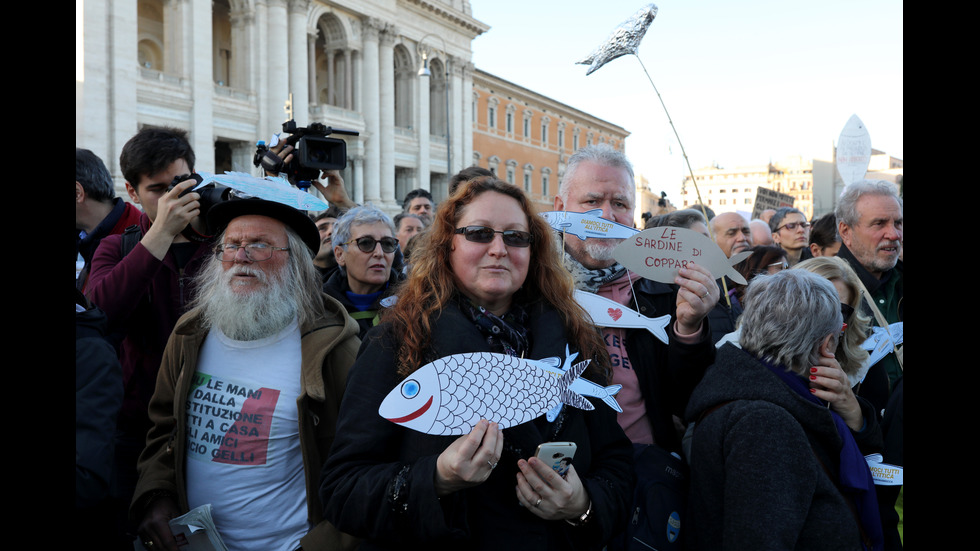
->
[835, 179, 903, 399]
[553, 144, 717, 456]
[132, 198, 360, 551]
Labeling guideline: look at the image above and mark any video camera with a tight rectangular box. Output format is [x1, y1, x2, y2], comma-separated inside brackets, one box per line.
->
[254, 120, 359, 185]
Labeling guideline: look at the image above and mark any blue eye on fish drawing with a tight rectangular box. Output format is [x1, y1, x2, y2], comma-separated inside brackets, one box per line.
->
[401, 379, 420, 399]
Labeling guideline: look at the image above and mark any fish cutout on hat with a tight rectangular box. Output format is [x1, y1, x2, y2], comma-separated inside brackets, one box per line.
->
[539, 209, 640, 241]
[613, 226, 752, 285]
[574, 290, 670, 344]
[577, 4, 659, 76]
[379, 349, 594, 436]
[539, 346, 622, 423]
[194, 171, 328, 211]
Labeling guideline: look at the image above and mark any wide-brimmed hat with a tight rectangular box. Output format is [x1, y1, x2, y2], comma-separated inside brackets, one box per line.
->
[208, 198, 320, 254]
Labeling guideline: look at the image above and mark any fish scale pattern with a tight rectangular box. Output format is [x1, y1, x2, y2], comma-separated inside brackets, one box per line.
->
[430, 353, 559, 435]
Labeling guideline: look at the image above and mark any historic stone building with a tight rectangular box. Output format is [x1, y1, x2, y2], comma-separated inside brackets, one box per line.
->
[77, 0, 489, 210]
[471, 69, 630, 213]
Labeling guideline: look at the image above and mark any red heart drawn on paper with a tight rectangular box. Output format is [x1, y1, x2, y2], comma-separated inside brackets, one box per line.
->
[608, 308, 623, 321]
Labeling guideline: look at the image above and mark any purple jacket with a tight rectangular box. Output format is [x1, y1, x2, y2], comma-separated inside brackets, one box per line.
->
[86, 212, 211, 434]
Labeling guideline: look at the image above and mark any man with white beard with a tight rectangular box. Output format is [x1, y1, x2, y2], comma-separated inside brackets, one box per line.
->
[132, 198, 360, 551]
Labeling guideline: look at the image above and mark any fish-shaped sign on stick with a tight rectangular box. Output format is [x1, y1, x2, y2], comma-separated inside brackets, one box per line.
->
[538, 347, 623, 422]
[539, 209, 640, 241]
[854, 322, 904, 387]
[836, 115, 872, 187]
[614, 226, 752, 285]
[577, 4, 658, 75]
[574, 290, 670, 344]
[195, 171, 328, 211]
[379, 350, 594, 436]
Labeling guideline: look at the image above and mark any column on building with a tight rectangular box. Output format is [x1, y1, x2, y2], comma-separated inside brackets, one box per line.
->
[266, 1, 289, 135]
[189, 0, 214, 170]
[378, 25, 396, 208]
[229, 3, 251, 91]
[287, 0, 310, 125]
[361, 17, 382, 204]
[461, 60, 474, 176]
[449, 55, 464, 177]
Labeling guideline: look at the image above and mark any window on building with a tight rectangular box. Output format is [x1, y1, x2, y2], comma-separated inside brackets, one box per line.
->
[488, 105, 496, 128]
[541, 122, 548, 145]
[506, 111, 514, 134]
[523, 116, 531, 138]
[542, 168, 551, 197]
[523, 172, 531, 192]
[558, 127, 565, 149]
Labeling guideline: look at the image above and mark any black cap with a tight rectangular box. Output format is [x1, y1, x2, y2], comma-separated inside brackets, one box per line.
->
[207, 198, 320, 255]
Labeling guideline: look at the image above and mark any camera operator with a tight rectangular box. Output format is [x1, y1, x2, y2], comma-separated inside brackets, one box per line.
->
[85, 127, 213, 549]
[258, 123, 358, 210]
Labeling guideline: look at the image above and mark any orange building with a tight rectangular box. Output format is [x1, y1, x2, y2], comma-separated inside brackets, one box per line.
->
[472, 69, 630, 212]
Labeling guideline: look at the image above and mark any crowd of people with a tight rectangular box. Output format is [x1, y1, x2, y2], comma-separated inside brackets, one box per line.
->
[77, 131, 903, 550]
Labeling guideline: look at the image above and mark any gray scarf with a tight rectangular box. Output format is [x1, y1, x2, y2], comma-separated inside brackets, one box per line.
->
[562, 249, 627, 292]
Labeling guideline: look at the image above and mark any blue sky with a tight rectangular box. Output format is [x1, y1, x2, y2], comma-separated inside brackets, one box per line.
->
[470, 0, 903, 199]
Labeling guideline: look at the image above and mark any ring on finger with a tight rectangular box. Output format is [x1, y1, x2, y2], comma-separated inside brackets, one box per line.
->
[534, 498, 542, 507]
[487, 459, 498, 469]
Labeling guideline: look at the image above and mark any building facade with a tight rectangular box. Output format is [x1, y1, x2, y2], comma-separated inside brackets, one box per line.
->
[471, 69, 630, 212]
[77, 0, 489, 211]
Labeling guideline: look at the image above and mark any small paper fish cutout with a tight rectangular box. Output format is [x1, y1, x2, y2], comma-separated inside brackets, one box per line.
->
[379, 350, 594, 436]
[577, 4, 659, 76]
[614, 226, 752, 285]
[574, 290, 670, 344]
[539, 209, 640, 241]
[852, 322, 903, 386]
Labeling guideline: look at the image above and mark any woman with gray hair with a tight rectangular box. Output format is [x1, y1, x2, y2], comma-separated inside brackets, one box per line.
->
[322, 204, 405, 339]
[686, 270, 883, 550]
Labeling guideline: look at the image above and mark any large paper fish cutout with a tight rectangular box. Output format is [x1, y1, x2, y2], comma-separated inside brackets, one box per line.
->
[614, 226, 752, 285]
[539, 209, 640, 241]
[577, 4, 658, 76]
[379, 351, 594, 436]
[538, 347, 623, 422]
[574, 290, 670, 344]
[194, 171, 328, 211]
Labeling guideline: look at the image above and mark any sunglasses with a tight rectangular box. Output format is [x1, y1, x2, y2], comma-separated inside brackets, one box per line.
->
[454, 226, 533, 248]
[343, 236, 398, 254]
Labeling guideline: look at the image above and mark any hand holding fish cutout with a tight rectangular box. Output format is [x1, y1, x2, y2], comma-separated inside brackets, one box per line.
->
[379, 350, 594, 436]
[614, 226, 751, 285]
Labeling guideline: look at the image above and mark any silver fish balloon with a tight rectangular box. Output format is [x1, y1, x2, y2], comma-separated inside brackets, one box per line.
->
[578, 4, 658, 75]
[379, 351, 594, 436]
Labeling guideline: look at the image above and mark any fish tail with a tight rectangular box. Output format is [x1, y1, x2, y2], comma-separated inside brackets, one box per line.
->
[558, 360, 594, 411]
[602, 385, 623, 412]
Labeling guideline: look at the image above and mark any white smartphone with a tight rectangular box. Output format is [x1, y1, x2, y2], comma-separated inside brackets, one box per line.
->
[534, 441, 577, 478]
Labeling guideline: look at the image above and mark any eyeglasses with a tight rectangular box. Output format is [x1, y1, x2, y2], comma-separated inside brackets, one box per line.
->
[776, 221, 811, 232]
[454, 226, 533, 248]
[766, 260, 789, 271]
[215, 243, 290, 262]
[343, 236, 398, 254]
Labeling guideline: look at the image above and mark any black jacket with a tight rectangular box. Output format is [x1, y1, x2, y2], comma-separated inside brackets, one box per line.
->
[620, 279, 715, 453]
[685, 344, 882, 550]
[320, 299, 633, 550]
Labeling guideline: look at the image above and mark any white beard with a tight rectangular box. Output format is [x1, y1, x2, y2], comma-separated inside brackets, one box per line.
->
[203, 265, 298, 341]
[583, 238, 620, 263]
